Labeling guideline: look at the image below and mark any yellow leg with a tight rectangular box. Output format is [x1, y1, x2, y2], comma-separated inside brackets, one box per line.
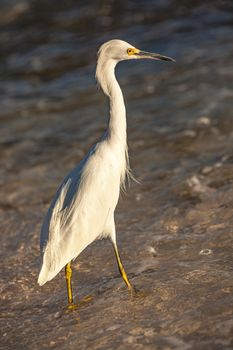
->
[113, 243, 132, 290]
[64, 263, 92, 311]
[65, 262, 74, 305]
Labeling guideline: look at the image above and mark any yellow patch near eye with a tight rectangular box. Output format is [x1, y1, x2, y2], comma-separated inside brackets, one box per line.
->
[127, 47, 139, 56]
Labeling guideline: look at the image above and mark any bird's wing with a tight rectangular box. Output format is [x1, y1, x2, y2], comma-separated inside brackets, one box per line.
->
[40, 144, 98, 252]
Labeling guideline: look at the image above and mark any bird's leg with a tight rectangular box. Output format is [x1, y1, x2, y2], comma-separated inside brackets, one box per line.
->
[113, 243, 132, 291]
[65, 262, 74, 306]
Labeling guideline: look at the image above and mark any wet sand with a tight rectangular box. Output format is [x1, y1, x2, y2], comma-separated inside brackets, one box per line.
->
[1, 1, 233, 349]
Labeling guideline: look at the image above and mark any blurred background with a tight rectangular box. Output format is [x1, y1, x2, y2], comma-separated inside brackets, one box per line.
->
[1, 1, 233, 349]
[1, 0, 233, 207]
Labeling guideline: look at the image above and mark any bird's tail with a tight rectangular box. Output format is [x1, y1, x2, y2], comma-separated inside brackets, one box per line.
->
[37, 238, 80, 286]
[38, 264, 49, 286]
[37, 243, 65, 286]
[38, 258, 64, 286]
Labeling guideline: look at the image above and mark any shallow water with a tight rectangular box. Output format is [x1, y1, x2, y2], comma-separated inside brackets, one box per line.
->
[1, 1, 233, 349]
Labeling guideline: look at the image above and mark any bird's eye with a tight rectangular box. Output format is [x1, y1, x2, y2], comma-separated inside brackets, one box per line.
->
[127, 48, 134, 55]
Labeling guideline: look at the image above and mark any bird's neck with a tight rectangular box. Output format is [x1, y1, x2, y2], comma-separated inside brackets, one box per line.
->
[96, 59, 127, 146]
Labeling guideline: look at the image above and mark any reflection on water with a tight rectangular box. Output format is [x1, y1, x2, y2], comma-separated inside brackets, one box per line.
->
[1, 1, 233, 349]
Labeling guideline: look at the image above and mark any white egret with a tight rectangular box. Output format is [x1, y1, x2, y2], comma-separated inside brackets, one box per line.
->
[38, 39, 174, 308]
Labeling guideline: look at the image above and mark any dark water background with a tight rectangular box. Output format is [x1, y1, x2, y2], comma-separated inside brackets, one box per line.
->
[1, 1, 233, 349]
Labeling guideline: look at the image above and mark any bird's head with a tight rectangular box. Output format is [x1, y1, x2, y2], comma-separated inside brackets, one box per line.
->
[96, 39, 174, 96]
[97, 39, 175, 63]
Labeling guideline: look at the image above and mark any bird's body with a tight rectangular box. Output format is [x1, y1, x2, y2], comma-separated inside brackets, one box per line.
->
[38, 39, 174, 306]
[38, 133, 127, 285]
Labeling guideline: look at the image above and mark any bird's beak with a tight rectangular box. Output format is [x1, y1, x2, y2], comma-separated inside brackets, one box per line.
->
[135, 50, 175, 62]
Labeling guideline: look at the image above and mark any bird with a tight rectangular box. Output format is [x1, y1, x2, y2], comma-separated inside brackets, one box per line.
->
[38, 39, 174, 308]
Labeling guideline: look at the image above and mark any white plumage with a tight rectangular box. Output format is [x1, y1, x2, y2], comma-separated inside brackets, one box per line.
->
[38, 40, 174, 305]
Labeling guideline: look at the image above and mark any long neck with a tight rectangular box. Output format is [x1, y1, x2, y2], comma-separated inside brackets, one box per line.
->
[96, 59, 127, 145]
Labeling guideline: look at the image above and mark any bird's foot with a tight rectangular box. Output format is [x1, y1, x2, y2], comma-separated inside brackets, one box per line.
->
[66, 302, 79, 311]
[129, 285, 147, 298]
[65, 295, 93, 312]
